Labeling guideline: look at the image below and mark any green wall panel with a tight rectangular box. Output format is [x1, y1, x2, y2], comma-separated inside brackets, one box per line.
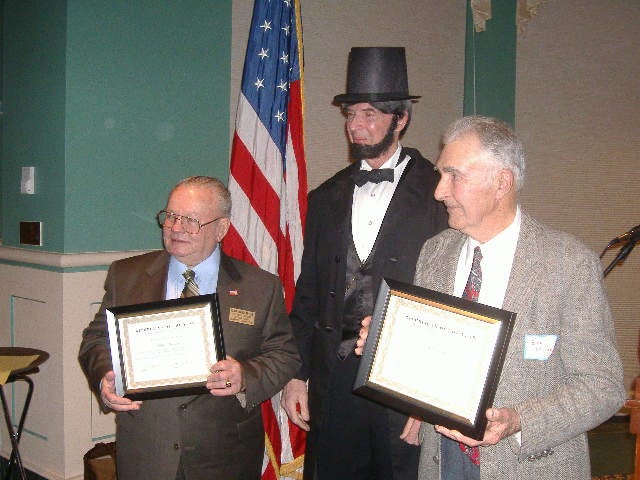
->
[2, 0, 231, 253]
[2, 0, 68, 251]
[463, 0, 516, 126]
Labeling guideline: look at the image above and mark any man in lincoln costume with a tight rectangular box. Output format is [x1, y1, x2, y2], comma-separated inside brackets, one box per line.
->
[281, 47, 448, 480]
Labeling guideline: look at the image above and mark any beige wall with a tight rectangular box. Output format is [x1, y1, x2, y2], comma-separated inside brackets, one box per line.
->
[0, 250, 144, 479]
[0, 265, 64, 477]
[0, 262, 110, 479]
[515, 1, 640, 392]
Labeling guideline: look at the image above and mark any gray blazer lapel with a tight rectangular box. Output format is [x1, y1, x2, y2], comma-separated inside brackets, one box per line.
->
[414, 230, 464, 294]
[501, 214, 543, 371]
[438, 235, 464, 295]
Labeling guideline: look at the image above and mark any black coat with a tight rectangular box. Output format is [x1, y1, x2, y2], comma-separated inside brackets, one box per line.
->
[290, 147, 448, 426]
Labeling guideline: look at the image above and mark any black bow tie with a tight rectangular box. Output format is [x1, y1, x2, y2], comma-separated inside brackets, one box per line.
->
[352, 168, 394, 187]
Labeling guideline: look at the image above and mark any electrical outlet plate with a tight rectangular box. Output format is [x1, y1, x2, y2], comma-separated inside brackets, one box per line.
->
[20, 221, 42, 246]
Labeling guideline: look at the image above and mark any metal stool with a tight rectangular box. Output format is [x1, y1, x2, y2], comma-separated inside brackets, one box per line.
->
[0, 347, 49, 480]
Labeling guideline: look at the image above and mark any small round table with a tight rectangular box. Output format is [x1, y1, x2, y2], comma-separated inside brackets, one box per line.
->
[0, 347, 49, 480]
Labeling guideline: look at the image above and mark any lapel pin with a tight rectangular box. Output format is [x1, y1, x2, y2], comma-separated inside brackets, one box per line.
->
[228, 289, 239, 296]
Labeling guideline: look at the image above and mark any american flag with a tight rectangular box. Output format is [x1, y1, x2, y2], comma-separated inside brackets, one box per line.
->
[223, 0, 307, 478]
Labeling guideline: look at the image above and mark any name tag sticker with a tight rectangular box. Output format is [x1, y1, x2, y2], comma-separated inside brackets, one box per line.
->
[524, 334, 557, 360]
[229, 308, 255, 326]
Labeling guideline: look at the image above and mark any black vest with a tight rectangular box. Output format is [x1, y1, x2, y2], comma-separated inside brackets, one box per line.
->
[341, 233, 378, 338]
[341, 150, 412, 338]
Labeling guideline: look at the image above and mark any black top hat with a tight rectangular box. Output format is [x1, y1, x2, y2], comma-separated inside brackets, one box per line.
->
[333, 47, 421, 104]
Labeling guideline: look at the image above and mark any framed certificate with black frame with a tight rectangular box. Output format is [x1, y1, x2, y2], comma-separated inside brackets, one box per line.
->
[354, 278, 516, 440]
[106, 294, 225, 400]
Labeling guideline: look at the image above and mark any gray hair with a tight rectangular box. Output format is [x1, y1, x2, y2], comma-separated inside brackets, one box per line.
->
[442, 116, 526, 191]
[173, 176, 232, 217]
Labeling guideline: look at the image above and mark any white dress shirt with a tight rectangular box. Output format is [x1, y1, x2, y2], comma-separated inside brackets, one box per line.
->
[351, 145, 409, 261]
[454, 206, 522, 442]
[166, 245, 221, 299]
[454, 207, 522, 309]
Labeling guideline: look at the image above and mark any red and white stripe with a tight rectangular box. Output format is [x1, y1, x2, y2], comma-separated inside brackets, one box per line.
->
[223, 2, 307, 478]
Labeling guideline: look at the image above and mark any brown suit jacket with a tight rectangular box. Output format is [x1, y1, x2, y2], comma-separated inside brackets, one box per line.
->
[79, 250, 301, 480]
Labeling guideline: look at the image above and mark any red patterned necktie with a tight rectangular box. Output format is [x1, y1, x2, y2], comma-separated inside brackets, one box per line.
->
[462, 246, 482, 302]
[459, 246, 482, 465]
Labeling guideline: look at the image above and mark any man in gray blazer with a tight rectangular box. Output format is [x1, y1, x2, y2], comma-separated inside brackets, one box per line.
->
[357, 116, 625, 480]
[79, 176, 300, 480]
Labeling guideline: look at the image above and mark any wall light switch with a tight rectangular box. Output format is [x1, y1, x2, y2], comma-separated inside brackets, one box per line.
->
[21, 166, 36, 194]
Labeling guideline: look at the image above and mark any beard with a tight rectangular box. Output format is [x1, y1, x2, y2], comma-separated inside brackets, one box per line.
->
[349, 115, 398, 160]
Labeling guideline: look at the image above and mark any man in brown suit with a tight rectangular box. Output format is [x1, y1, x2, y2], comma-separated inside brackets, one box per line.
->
[79, 176, 300, 480]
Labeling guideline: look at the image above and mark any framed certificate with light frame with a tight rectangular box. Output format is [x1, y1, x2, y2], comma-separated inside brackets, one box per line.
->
[354, 278, 515, 440]
[107, 294, 225, 400]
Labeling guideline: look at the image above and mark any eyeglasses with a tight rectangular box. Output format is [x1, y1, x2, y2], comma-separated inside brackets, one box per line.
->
[156, 210, 223, 235]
